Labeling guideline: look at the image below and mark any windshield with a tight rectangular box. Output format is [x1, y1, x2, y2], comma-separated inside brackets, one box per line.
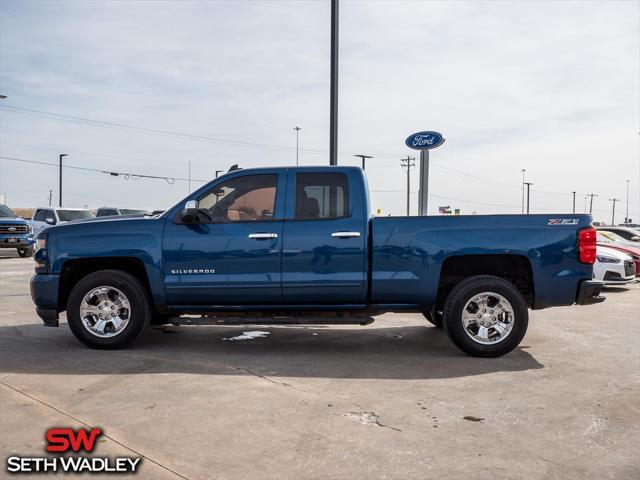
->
[598, 231, 625, 243]
[120, 209, 147, 215]
[0, 204, 17, 217]
[58, 210, 94, 221]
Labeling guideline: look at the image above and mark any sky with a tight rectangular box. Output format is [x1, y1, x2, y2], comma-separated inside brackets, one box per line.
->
[0, 0, 638, 223]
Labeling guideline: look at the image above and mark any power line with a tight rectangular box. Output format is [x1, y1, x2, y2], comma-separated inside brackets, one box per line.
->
[0, 155, 209, 184]
[2, 105, 635, 206]
[1, 104, 327, 154]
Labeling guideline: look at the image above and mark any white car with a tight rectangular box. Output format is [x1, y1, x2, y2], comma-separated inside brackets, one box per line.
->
[31, 207, 94, 237]
[598, 226, 640, 243]
[596, 230, 640, 249]
[594, 245, 636, 285]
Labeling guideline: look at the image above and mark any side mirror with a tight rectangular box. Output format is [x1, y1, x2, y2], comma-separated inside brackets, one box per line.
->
[45, 217, 56, 225]
[181, 200, 199, 223]
[630, 236, 640, 241]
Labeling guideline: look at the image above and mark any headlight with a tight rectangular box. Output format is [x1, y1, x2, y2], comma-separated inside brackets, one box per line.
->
[37, 237, 46, 250]
[596, 255, 620, 263]
[28, 224, 33, 234]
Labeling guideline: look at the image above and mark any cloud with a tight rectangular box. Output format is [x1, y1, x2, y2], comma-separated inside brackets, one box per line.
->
[0, 0, 638, 221]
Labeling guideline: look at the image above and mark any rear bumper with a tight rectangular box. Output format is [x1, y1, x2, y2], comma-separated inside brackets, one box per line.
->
[576, 280, 605, 305]
[30, 274, 60, 327]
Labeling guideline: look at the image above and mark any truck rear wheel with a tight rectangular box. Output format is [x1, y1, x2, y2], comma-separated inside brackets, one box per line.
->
[442, 275, 528, 357]
[66, 270, 151, 349]
[17, 246, 34, 258]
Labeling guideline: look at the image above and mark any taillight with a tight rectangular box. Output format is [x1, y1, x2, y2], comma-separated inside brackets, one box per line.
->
[579, 227, 597, 264]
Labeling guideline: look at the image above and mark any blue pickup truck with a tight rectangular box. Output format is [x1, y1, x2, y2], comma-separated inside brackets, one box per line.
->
[30, 166, 604, 357]
[1, 204, 35, 257]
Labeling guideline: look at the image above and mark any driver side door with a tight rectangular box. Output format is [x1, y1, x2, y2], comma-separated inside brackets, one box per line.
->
[162, 171, 286, 306]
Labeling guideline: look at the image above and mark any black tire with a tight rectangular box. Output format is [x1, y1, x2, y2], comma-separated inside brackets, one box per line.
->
[17, 246, 34, 258]
[442, 275, 528, 357]
[422, 306, 443, 328]
[66, 270, 151, 349]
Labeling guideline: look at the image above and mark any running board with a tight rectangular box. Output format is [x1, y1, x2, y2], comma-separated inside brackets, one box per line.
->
[172, 315, 375, 326]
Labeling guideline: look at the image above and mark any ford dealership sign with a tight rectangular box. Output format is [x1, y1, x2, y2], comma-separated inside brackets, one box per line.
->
[405, 131, 445, 150]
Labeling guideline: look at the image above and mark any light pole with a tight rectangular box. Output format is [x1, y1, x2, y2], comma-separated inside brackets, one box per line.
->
[59, 154, 68, 207]
[401, 156, 415, 216]
[587, 193, 598, 214]
[354, 154, 373, 170]
[329, 0, 339, 165]
[521, 169, 526, 214]
[524, 182, 533, 214]
[625, 180, 630, 223]
[609, 198, 619, 226]
[572, 191, 576, 214]
[294, 126, 302, 165]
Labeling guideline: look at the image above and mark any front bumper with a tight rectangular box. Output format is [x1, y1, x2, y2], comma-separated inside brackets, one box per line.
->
[576, 280, 606, 305]
[0, 235, 35, 249]
[30, 274, 60, 327]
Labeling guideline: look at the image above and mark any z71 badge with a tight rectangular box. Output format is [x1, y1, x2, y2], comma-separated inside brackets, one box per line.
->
[548, 218, 579, 225]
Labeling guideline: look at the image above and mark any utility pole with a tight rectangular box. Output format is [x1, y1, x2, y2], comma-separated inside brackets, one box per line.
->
[572, 191, 576, 213]
[625, 179, 630, 223]
[329, 0, 339, 165]
[354, 154, 372, 170]
[294, 126, 302, 165]
[59, 154, 68, 207]
[524, 182, 533, 214]
[587, 193, 598, 214]
[609, 198, 619, 226]
[400, 156, 415, 216]
[521, 169, 526, 214]
[48, 189, 52, 207]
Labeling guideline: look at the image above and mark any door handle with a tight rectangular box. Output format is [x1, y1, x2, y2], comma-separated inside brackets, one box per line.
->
[331, 231, 361, 238]
[248, 233, 278, 239]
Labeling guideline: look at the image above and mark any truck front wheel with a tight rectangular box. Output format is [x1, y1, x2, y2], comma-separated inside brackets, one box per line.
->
[17, 246, 34, 258]
[442, 275, 528, 357]
[66, 270, 151, 349]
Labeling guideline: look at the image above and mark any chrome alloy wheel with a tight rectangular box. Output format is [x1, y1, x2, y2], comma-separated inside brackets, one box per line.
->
[79, 286, 131, 338]
[461, 292, 514, 345]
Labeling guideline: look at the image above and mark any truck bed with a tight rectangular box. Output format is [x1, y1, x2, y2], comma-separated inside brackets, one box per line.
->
[370, 214, 593, 309]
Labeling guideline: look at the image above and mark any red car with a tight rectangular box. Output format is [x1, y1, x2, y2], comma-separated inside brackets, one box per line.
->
[597, 242, 640, 277]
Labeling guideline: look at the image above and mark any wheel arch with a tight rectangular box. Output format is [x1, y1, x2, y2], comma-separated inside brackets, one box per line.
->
[436, 254, 534, 308]
[58, 257, 152, 312]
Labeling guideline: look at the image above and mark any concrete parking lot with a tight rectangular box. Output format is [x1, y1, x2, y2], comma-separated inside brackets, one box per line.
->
[1, 250, 639, 480]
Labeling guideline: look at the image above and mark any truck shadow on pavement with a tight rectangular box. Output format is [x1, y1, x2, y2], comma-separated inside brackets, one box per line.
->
[0, 322, 544, 380]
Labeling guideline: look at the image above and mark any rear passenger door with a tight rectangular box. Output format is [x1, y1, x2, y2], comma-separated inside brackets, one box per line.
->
[282, 170, 367, 305]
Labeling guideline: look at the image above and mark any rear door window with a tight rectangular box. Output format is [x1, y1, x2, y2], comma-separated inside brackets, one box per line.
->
[294, 173, 349, 220]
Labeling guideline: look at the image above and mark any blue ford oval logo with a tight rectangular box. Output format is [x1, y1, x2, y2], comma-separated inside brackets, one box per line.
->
[8, 226, 16, 232]
[405, 131, 445, 150]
